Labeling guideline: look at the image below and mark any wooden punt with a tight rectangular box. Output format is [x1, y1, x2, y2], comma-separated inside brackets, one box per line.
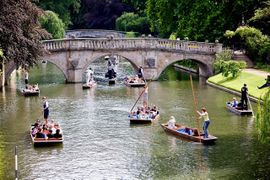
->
[226, 103, 252, 115]
[22, 88, 40, 96]
[161, 123, 218, 144]
[125, 81, 146, 87]
[130, 114, 160, 124]
[30, 127, 63, 146]
[82, 81, 97, 89]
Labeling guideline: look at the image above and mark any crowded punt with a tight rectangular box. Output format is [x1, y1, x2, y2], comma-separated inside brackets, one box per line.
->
[30, 119, 63, 145]
[22, 84, 40, 96]
[129, 105, 160, 124]
[124, 75, 146, 87]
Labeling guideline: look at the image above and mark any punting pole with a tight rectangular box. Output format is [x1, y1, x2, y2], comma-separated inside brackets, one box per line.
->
[129, 77, 153, 113]
[190, 75, 202, 143]
[15, 146, 18, 180]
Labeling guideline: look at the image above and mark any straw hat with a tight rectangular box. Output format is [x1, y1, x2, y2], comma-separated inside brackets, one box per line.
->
[170, 116, 176, 122]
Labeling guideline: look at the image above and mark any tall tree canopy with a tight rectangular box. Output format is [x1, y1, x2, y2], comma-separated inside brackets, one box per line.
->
[36, 0, 81, 28]
[72, 0, 132, 29]
[146, 0, 263, 41]
[40, 11, 66, 39]
[0, 0, 49, 69]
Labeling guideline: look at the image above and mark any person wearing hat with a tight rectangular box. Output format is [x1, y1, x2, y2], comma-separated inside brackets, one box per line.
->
[167, 116, 177, 129]
[42, 96, 49, 124]
[105, 55, 116, 79]
[240, 84, 248, 110]
[197, 107, 210, 139]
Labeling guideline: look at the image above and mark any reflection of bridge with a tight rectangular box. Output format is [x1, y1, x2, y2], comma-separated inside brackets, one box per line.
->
[4, 38, 222, 83]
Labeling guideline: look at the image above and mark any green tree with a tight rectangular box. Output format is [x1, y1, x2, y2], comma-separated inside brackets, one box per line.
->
[116, 12, 150, 34]
[145, 0, 263, 40]
[121, 0, 147, 15]
[214, 50, 246, 78]
[0, 0, 49, 70]
[256, 89, 270, 143]
[225, 26, 270, 65]
[40, 11, 65, 39]
[36, 0, 81, 28]
[249, 0, 270, 35]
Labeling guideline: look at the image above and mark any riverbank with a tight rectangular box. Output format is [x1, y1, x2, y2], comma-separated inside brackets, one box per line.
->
[207, 69, 270, 101]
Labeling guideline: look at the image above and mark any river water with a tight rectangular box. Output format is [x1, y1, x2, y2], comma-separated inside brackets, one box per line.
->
[0, 62, 270, 179]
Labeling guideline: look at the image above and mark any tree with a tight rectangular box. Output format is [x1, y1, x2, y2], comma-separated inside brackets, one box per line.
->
[145, 0, 263, 40]
[249, 0, 270, 35]
[0, 0, 49, 70]
[121, 0, 147, 15]
[225, 26, 270, 65]
[36, 0, 81, 28]
[116, 12, 150, 34]
[256, 89, 270, 143]
[40, 11, 65, 39]
[72, 0, 132, 29]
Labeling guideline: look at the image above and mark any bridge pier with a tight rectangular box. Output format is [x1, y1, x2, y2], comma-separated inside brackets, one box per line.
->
[66, 68, 83, 83]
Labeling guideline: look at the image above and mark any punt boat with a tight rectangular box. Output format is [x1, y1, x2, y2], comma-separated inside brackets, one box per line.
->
[226, 103, 253, 115]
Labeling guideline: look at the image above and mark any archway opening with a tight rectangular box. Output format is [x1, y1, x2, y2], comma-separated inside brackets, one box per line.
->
[83, 55, 138, 84]
[159, 59, 200, 81]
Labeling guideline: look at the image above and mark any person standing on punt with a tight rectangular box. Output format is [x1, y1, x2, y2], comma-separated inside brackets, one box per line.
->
[24, 69, 29, 85]
[138, 66, 144, 80]
[240, 83, 248, 110]
[197, 107, 210, 139]
[42, 96, 49, 125]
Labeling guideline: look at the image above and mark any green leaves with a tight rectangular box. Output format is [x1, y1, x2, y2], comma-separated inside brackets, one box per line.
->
[40, 11, 65, 39]
[256, 89, 270, 143]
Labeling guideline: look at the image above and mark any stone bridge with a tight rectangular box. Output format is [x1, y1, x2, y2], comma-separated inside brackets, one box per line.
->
[42, 38, 222, 82]
[3, 38, 222, 84]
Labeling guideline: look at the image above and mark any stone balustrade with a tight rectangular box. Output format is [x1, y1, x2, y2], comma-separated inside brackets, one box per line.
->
[43, 38, 222, 54]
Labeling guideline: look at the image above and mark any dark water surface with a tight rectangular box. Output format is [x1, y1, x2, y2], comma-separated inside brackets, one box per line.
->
[0, 63, 270, 179]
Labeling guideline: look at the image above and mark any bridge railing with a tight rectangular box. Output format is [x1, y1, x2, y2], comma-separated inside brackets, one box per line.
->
[43, 38, 222, 54]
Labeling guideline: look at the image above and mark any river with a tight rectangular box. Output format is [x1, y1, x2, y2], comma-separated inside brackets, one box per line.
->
[0, 61, 270, 179]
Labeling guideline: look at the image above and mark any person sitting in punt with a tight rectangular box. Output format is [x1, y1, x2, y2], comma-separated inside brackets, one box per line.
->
[35, 128, 46, 138]
[54, 129, 62, 138]
[46, 130, 54, 138]
[227, 97, 238, 108]
[31, 123, 40, 136]
[168, 116, 177, 129]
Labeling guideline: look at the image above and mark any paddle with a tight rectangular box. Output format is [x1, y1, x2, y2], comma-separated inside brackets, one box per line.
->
[129, 77, 153, 113]
[189, 74, 202, 143]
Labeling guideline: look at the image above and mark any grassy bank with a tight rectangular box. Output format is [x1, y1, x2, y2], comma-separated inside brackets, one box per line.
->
[208, 71, 268, 99]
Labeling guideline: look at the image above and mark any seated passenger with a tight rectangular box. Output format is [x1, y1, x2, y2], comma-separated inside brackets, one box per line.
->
[46, 130, 54, 138]
[35, 128, 45, 138]
[54, 129, 62, 138]
[167, 116, 177, 129]
[230, 97, 238, 107]
[185, 127, 193, 135]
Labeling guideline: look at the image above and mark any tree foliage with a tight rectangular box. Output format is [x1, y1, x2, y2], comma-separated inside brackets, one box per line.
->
[249, 0, 270, 35]
[72, 0, 132, 29]
[121, 0, 146, 15]
[145, 0, 263, 40]
[225, 26, 270, 64]
[40, 11, 65, 39]
[256, 89, 270, 143]
[0, 0, 49, 69]
[116, 12, 150, 34]
[214, 50, 246, 78]
[36, 0, 81, 28]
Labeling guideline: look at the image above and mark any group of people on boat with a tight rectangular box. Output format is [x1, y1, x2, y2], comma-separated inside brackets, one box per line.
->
[129, 105, 159, 120]
[31, 119, 62, 139]
[167, 107, 210, 139]
[227, 83, 249, 110]
[124, 75, 145, 84]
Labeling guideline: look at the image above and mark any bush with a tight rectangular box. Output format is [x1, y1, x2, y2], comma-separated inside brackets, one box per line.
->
[116, 12, 151, 34]
[214, 51, 246, 77]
